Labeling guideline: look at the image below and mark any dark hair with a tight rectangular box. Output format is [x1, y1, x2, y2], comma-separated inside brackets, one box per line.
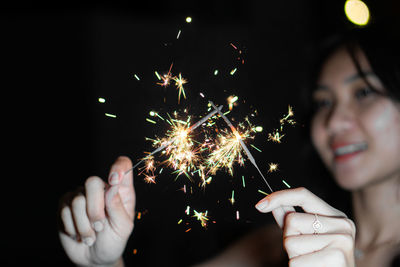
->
[298, 21, 400, 215]
[304, 21, 400, 118]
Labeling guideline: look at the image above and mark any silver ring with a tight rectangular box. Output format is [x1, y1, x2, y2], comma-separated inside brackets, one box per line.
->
[312, 214, 322, 234]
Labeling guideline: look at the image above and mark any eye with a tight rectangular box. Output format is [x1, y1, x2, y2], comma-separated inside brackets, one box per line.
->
[313, 98, 332, 111]
[355, 87, 375, 99]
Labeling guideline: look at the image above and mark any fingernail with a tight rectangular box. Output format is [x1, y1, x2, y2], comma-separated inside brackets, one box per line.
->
[84, 237, 94, 246]
[93, 221, 104, 232]
[255, 200, 269, 211]
[109, 172, 119, 185]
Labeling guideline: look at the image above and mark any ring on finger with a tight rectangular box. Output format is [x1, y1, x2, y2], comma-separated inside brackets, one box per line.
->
[312, 214, 322, 234]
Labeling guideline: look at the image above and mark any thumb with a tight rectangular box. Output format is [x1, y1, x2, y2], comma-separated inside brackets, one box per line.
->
[105, 185, 134, 237]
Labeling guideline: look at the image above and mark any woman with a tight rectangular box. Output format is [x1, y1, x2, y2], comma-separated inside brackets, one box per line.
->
[58, 23, 400, 266]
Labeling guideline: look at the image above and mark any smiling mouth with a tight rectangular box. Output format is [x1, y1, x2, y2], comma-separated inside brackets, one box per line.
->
[333, 142, 368, 158]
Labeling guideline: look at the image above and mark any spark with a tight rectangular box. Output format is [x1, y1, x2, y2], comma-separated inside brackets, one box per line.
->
[157, 63, 174, 88]
[209, 101, 274, 193]
[258, 189, 269, 196]
[154, 71, 161, 80]
[236, 210, 240, 220]
[193, 209, 209, 228]
[268, 129, 284, 143]
[146, 118, 157, 124]
[177, 30, 181, 39]
[105, 113, 117, 118]
[254, 126, 263, 132]
[229, 190, 235, 205]
[268, 162, 279, 173]
[178, 219, 183, 224]
[227, 95, 238, 111]
[282, 179, 291, 188]
[173, 73, 188, 104]
[230, 68, 237, 75]
[250, 144, 262, 152]
[242, 175, 246, 188]
[143, 174, 156, 184]
[213, 69, 219, 76]
[134, 74, 140, 81]
[98, 97, 106, 103]
[185, 206, 190, 215]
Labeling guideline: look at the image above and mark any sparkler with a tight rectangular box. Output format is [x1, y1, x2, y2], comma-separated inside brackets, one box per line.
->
[124, 105, 223, 176]
[209, 101, 274, 193]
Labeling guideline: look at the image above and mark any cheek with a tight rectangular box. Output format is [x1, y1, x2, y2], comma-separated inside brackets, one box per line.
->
[311, 117, 326, 153]
[364, 102, 400, 154]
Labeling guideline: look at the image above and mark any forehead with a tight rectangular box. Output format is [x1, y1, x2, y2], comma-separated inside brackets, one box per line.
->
[317, 45, 372, 86]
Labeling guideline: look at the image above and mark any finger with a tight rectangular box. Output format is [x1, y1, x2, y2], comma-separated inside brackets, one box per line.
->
[108, 156, 136, 219]
[283, 212, 356, 238]
[105, 185, 134, 238]
[60, 205, 77, 238]
[284, 233, 354, 260]
[108, 156, 133, 186]
[256, 187, 346, 217]
[271, 206, 295, 228]
[289, 248, 348, 267]
[85, 176, 106, 232]
[71, 194, 96, 246]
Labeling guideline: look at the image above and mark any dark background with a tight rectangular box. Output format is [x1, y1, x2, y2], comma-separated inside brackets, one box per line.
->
[1, 1, 399, 266]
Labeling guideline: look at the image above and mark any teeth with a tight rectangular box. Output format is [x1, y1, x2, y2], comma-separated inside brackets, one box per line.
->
[335, 143, 367, 156]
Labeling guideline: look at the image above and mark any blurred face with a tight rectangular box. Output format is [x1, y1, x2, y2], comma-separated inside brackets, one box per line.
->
[311, 46, 400, 191]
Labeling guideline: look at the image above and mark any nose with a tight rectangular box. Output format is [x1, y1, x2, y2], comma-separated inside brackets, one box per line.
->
[326, 103, 354, 137]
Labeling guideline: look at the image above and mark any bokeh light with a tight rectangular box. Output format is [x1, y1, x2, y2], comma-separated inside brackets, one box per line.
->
[344, 0, 370, 26]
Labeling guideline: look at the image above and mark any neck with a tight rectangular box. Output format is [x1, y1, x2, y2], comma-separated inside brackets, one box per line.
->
[352, 174, 400, 249]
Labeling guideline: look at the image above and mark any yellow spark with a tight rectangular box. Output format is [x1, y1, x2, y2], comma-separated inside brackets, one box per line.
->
[227, 95, 238, 111]
[143, 174, 156, 184]
[229, 190, 235, 205]
[193, 210, 209, 228]
[268, 162, 279, 173]
[268, 129, 284, 143]
[173, 73, 188, 103]
[98, 97, 106, 103]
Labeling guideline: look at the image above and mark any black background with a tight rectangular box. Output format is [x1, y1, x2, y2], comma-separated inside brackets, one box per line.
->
[1, 1, 399, 266]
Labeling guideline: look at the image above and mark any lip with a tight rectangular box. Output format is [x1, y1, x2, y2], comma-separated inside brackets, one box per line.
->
[330, 142, 367, 163]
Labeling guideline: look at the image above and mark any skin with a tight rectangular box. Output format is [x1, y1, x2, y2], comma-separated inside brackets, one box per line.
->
[59, 46, 400, 266]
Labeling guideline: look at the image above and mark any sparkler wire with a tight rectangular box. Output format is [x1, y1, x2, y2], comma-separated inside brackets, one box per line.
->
[124, 105, 224, 176]
[208, 101, 274, 193]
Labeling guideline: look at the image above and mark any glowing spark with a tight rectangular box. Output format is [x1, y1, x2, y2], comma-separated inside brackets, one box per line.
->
[214, 69, 219, 75]
[186, 17, 192, 23]
[177, 30, 181, 39]
[178, 219, 183, 224]
[193, 210, 209, 228]
[173, 73, 188, 103]
[143, 174, 156, 184]
[230, 68, 237, 75]
[282, 179, 291, 188]
[242, 175, 246, 188]
[255, 126, 263, 132]
[229, 190, 235, 205]
[236, 210, 240, 220]
[258, 189, 269, 196]
[98, 97, 105, 103]
[227, 95, 238, 111]
[250, 144, 262, 152]
[134, 74, 140, 81]
[154, 71, 161, 80]
[209, 101, 274, 193]
[157, 63, 174, 88]
[268, 129, 284, 143]
[268, 163, 279, 173]
[185, 206, 190, 215]
[200, 92, 205, 98]
[105, 113, 117, 118]
[146, 118, 157, 124]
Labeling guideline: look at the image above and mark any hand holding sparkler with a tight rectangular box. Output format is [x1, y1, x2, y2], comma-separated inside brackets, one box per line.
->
[59, 156, 135, 267]
[256, 187, 355, 266]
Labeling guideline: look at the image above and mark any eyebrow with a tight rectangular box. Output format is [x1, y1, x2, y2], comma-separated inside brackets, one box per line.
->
[344, 71, 376, 84]
[315, 71, 377, 92]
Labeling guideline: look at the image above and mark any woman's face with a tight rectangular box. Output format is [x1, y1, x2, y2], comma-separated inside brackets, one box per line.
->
[311, 46, 400, 190]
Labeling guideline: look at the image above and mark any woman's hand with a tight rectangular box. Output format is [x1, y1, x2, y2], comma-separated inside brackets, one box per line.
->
[256, 187, 356, 267]
[59, 156, 136, 267]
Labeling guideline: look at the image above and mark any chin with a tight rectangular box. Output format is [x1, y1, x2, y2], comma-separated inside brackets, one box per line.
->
[332, 172, 369, 191]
